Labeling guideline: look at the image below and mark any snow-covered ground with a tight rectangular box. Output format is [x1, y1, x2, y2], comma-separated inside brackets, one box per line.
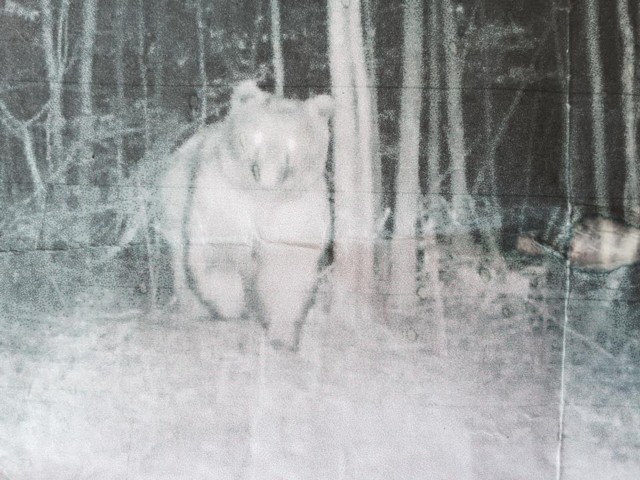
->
[1, 244, 639, 479]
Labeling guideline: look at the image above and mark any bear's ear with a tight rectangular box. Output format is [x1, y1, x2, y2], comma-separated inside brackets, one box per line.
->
[306, 95, 333, 119]
[231, 80, 268, 108]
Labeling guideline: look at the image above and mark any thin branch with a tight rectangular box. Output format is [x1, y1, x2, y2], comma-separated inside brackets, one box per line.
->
[0, 98, 45, 194]
[470, 25, 551, 194]
[57, 0, 71, 70]
[21, 125, 46, 194]
[0, 98, 21, 133]
[25, 101, 50, 126]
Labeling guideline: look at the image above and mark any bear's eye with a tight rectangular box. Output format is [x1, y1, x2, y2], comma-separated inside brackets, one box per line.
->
[251, 162, 260, 181]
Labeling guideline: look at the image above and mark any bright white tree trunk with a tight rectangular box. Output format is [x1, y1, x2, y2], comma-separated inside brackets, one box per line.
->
[362, 0, 382, 215]
[327, 0, 377, 321]
[348, 0, 377, 238]
[425, 0, 446, 353]
[426, 0, 441, 196]
[390, 0, 424, 310]
[441, 0, 469, 217]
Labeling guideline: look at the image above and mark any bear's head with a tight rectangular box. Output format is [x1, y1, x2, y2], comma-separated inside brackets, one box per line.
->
[224, 81, 333, 191]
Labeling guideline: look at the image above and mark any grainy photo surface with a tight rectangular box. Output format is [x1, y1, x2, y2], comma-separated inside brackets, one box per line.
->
[1, 0, 639, 478]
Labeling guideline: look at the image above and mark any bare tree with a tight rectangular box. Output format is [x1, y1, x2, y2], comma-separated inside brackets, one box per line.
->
[362, 0, 382, 213]
[135, 0, 156, 304]
[40, 0, 70, 171]
[424, 0, 447, 354]
[426, 0, 441, 197]
[270, 0, 285, 96]
[361, 0, 377, 94]
[544, 0, 570, 242]
[390, 0, 424, 313]
[0, 102, 45, 197]
[327, 0, 377, 321]
[250, 0, 266, 71]
[196, 0, 208, 124]
[114, 0, 126, 177]
[478, 0, 500, 231]
[348, 0, 377, 223]
[78, 0, 98, 180]
[585, 0, 608, 214]
[0, 4, 48, 197]
[441, 0, 469, 217]
[137, 0, 150, 151]
[153, 0, 167, 105]
[615, 0, 638, 220]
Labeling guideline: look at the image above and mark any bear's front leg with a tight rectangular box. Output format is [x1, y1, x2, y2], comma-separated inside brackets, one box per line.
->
[256, 243, 324, 350]
[187, 243, 250, 319]
[169, 241, 209, 317]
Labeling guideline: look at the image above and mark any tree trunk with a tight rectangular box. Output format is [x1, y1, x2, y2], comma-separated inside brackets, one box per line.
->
[196, 0, 208, 125]
[114, 0, 126, 178]
[544, 0, 570, 242]
[585, 0, 608, 215]
[270, 0, 285, 96]
[425, 0, 446, 353]
[348, 0, 377, 237]
[251, 0, 265, 70]
[390, 0, 424, 312]
[153, 0, 166, 105]
[136, 0, 156, 305]
[79, 0, 97, 182]
[327, 0, 377, 322]
[40, 0, 68, 171]
[362, 0, 382, 218]
[359, 0, 385, 287]
[441, 0, 469, 217]
[479, 0, 501, 232]
[615, 0, 639, 220]
[137, 0, 150, 151]
[426, 0, 441, 196]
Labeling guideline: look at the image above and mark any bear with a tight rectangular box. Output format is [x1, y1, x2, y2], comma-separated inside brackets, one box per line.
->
[516, 216, 640, 272]
[568, 216, 640, 271]
[156, 81, 333, 350]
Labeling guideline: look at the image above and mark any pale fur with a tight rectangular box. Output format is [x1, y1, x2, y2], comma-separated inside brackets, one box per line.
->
[517, 216, 640, 272]
[155, 82, 333, 349]
[569, 217, 640, 271]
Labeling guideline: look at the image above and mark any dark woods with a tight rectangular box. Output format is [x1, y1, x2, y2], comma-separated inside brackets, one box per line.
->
[0, 0, 639, 315]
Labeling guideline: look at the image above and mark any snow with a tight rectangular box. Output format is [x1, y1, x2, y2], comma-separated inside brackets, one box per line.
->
[1, 244, 639, 479]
